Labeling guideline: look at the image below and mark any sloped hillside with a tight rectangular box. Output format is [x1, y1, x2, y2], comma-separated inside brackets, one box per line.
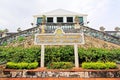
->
[79, 35, 120, 49]
[7, 35, 120, 49]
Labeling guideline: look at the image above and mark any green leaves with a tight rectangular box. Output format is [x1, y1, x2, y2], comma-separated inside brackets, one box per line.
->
[6, 62, 38, 69]
[0, 46, 40, 63]
[0, 46, 120, 67]
[45, 46, 74, 65]
[82, 62, 117, 69]
[78, 48, 120, 62]
[47, 62, 74, 69]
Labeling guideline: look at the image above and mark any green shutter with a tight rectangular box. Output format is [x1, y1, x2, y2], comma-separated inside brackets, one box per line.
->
[37, 17, 42, 24]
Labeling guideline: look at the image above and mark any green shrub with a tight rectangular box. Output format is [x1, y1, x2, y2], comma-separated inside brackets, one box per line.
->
[2, 42, 8, 46]
[0, 46, 120, 67]
[6, 62, 38, 69]
[105, 62, 117, 69]
[17, 36, 25, 42]
[82, 62, 117, 69]
[27, 62, 38, 69]
[17, 62, 28, 69]
[6, 62, 17, 69]
[47, 62, 74, 69]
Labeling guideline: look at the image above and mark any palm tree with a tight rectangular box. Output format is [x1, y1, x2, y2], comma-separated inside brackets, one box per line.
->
[99, 26, 105, 32]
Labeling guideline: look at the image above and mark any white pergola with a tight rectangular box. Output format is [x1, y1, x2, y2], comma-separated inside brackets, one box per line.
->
[34, 28, 85, 68]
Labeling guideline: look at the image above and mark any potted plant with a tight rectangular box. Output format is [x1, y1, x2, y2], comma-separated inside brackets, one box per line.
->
[42, 15, 46, 25]
[74, 15, 81, 29]
[40, 15, 46, 33]
[74, 15, 79, 23]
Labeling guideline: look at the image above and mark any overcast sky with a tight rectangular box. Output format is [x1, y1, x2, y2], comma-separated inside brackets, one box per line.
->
[0, 0, 120, 32]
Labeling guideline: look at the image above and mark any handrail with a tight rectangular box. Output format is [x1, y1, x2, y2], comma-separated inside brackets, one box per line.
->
[0, 23, 120, 46]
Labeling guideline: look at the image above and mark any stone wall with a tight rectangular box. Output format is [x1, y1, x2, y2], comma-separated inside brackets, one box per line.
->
[2, 70, 120, 78]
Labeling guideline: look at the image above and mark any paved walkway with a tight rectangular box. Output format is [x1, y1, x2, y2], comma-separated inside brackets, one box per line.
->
[0, 78, 120, 80]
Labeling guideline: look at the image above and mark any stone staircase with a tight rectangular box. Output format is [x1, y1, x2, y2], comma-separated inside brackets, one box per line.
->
[0, 23, 120, 46]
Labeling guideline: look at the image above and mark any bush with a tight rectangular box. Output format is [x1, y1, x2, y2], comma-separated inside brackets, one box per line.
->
[105, 62, 117, 69]
[27, 62, 38, 69]
[0, 46, 120, 67]
[17, 36, 25, 42]
[2, 42, 8, 46]
[82, 62, 117, 69]
[1, 46, 41, 63]
[6, 62, 38, 69]
[47, 62, 74, 69]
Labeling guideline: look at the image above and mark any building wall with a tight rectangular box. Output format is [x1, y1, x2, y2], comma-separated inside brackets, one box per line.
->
[33, 15, 87, 26]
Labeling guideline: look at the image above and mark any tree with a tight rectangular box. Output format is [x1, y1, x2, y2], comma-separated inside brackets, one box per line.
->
[99, 26, 105, 32]
[17, 27, 22, 32]
[114, 27, 120, 31]
[4, 28, 9, 33]
[0, 30, 4, 33]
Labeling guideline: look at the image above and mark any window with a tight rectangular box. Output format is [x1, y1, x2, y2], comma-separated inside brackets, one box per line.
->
[57, 17, 63, 22]
[37, 17, 42, 24]
[47, 17, 53, 23]
[79, 17, 83, 24]
[67, 17, 73, 22]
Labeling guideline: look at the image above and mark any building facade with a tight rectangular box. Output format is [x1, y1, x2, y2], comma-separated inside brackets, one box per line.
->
[33, 9, 88, 26]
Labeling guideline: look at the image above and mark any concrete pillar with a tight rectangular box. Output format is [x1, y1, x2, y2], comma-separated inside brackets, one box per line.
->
[41, 45, 45, 67]
[33, 17, 37, 27]
[74, 44, 79, 67]
[54, 17, 57, 23]
[63, 16, 66, 23]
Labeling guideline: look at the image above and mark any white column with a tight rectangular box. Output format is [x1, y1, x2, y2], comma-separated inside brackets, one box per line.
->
[74, 44, 79, 67]
[33, 17, 37, 27]
[83, 16, 87, 26]
[54, 17, 57, 23]
[41, 45, 45, 67]
[64, 16, 67, 23]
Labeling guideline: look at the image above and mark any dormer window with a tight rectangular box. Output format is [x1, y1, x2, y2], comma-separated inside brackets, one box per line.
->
[57, 17, 63, 23]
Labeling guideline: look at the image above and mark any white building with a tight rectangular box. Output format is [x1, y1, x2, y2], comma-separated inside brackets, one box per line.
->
[33, 9, 88, 26]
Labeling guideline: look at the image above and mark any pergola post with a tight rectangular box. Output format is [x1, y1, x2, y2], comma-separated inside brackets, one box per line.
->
[74, 44, 79, 68]
[41, 45, 45, 67]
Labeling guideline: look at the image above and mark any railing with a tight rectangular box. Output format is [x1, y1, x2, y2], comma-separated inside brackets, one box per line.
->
[0, 23, 120, 46]
[0, 26, 40, 45]
[83, 26, 120, 45]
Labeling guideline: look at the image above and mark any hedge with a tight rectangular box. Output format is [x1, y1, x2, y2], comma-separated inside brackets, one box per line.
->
[6, 62, 38, 69]
[47, 62, 74, 69]
[0, 46, 120, 66]
[82, 62, 117, 69]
